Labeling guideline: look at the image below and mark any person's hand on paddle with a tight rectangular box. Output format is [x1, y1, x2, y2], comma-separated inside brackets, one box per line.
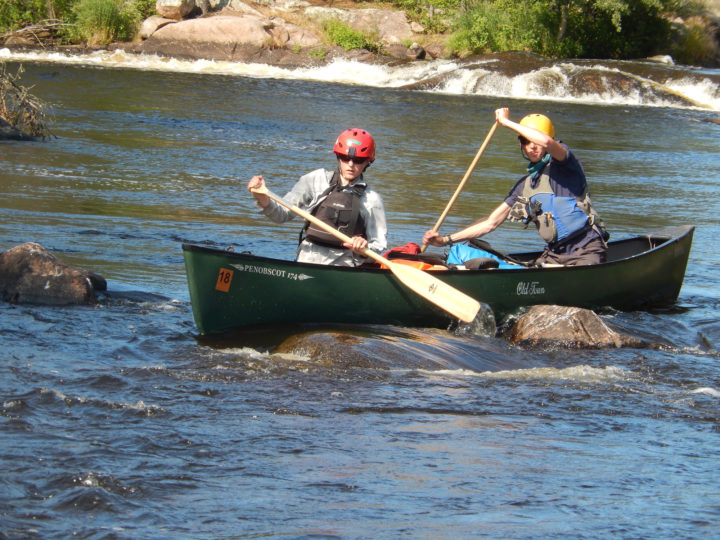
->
[423, 229, 449, 247]
[344, 235, 368, 254]
[495, 107, 511, 125]
[248, 175, 270, 208]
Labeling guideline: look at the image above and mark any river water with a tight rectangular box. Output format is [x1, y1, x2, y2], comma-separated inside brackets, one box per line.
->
[1, 49, 719, 538]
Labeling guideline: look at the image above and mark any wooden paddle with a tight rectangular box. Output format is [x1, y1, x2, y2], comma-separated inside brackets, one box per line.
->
[251, 185, 481, 323]
[421, 121, 499, 252]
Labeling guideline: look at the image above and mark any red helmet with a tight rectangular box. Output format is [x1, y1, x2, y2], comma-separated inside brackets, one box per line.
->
[333, 128, 375, 162]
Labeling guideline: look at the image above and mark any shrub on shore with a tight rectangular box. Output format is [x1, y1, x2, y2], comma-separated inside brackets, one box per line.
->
[0, 0, 153, 45]
[445, 0, 673, 59]
[322, 19, 379, 52]
[66, 0, 141, 45]
[0, 63, 53, 138]
[388, 0, 718, 65]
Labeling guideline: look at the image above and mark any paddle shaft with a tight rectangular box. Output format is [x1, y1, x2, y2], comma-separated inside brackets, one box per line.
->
[421, 121, 499, 252]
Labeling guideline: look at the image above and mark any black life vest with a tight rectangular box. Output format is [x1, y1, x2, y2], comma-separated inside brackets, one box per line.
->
[302, 172, 367, 248]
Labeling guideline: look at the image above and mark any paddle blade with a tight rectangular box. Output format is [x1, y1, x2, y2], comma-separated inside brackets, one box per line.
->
[386, 261, 481, 322]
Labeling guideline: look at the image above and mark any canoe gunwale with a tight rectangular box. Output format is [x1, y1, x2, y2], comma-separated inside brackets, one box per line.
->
[182, 223, 694, 276]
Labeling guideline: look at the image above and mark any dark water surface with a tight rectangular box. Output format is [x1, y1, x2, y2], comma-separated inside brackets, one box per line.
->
[1, 60, 719, 538]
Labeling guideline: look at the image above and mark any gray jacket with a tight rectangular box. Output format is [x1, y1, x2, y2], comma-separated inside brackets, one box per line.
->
[260, 168, 388, 266]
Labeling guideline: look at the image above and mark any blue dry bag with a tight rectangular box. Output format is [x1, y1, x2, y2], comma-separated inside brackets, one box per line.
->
[446, 244, 520, 269]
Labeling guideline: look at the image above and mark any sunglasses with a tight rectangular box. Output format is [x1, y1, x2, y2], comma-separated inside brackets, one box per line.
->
[337, 155, 368, 165]
[518, 136, 531, 145]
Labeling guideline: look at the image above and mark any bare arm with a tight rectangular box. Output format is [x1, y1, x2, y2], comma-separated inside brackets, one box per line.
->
[495, 108, 566, 162]
[423, 202, 512, 247]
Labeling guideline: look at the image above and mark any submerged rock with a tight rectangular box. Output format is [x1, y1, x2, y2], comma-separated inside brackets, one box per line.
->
[0, 242, 106, 305]
[272, 327, 523, 372]
[504, 305, 650, 349]
[0, 117, 36, 141]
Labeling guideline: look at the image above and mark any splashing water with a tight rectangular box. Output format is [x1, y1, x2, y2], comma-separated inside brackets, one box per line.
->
[2, 47, 718, 110]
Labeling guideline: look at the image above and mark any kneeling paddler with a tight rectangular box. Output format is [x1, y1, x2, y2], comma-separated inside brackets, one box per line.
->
[248, 128, 388, 266]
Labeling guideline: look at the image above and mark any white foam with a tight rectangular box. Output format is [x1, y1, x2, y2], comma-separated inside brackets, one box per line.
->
[424, 364, 628, 383]
[691, 387, 720, 397]
[1, 47, 717, 110]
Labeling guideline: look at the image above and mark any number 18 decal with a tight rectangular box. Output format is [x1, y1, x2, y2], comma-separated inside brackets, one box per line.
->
[215, 268, 234, 292]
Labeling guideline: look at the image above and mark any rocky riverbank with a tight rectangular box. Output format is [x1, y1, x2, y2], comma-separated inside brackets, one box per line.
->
[117, 0, 445, 67]
[2, 0, 719, 68]
[96, 0, 720, 68]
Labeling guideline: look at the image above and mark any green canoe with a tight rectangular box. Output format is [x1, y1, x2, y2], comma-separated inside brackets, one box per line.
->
[182, 224, 694, 335]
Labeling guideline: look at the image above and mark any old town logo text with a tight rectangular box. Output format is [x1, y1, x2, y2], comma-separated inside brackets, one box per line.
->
[516, 281, 546, 295]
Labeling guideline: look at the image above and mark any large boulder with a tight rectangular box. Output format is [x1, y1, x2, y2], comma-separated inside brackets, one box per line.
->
[303, 6, 414, 45]
[0, 242, 106, 305]
[272, 327, 525, 372]
[133, 1, 432, 64]
[139, 15, 177, 39]
[156, 0, 196, 20]
[504, 305, 649, 349]
[148, 13, 321, 48]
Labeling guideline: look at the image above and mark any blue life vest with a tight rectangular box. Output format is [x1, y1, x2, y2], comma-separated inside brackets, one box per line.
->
[509, 163, 603, 245]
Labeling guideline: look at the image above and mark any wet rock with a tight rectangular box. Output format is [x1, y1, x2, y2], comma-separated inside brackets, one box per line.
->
[504, 305, 649, 349]
[382, 43, 425, 60]
[566, 68, 697, 108]
[274, 330, 446, 370]
[274, 331, 396, 369]
[406, 43, 426, 60]
[273, 326, 529, 372]
[423, 42, 445, 59]
[0, 242, 106, 305]
[0, 118, 35, 141]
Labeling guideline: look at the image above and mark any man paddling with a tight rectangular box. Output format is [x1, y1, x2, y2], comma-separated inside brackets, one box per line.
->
[423, 108, 608, 266]
[248, 128, 387, 266]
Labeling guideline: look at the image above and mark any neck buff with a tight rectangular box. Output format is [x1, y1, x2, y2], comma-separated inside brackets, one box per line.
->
[526, 154, 550, 180]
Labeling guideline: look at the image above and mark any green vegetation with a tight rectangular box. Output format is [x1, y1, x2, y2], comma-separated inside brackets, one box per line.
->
[384, 0, 717, 63]
[309, 47, 329, 60]
[0, 0, 716, 64]
[390, 0, 459, 33]
[322, 18, 379, 52]
[670, 16, 719, 65]
[67, 0, 141, 45]
[1, 0, 76, 31]
[448, 0, 548, 56]
[0, 0, 154, 45]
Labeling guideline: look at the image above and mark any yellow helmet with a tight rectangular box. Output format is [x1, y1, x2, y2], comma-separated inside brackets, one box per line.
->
[519, 114, 555, 138]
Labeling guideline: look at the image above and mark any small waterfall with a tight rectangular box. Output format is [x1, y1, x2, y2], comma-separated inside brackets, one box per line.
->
[2, 47, 718, 110]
